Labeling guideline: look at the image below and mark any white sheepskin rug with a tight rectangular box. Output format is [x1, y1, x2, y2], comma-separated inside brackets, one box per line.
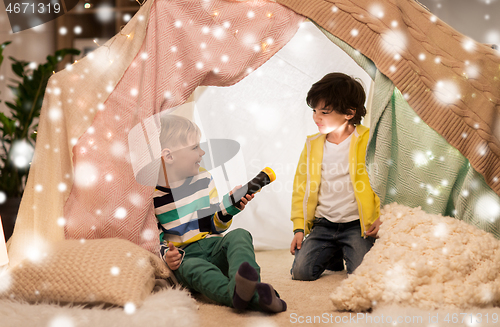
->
[331, 203, 500, 311]
[0, 288, 198, 327]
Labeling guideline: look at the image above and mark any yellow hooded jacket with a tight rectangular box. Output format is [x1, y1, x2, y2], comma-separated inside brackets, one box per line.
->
[291, 125, 380, 236]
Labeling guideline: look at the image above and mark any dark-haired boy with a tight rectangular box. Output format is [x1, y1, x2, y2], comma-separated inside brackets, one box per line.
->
[290, 73, 381, 280]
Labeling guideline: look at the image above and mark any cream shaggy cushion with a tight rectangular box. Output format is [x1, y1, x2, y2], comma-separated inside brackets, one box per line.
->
[0, 238, 175, 307]
[331, 203, 500, 310]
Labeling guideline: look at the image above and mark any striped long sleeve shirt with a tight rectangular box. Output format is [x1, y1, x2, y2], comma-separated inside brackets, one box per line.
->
[154, 169, 240, 249]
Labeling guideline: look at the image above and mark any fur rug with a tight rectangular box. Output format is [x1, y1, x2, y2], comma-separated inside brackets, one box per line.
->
[331, 203, 500, 311]
[0, 288, 198, 327]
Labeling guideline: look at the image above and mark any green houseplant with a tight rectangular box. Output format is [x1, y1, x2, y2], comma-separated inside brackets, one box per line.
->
[0, 42, 80, 198]
[0, 41, 80, 240]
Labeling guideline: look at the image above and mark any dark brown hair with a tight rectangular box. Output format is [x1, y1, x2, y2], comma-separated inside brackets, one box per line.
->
[306, 73, 367, 125]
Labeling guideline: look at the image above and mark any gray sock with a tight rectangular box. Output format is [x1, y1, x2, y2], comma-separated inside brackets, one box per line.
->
[233, 262, 258, 310]
[256, 282, 287, 313]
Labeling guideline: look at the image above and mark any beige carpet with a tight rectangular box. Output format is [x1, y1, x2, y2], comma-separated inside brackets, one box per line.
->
[195, 249, 351, 326]
[196, 249, 500, 327]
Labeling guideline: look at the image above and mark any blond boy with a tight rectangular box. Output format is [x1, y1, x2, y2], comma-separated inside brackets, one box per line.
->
[155, 114, 286, 312]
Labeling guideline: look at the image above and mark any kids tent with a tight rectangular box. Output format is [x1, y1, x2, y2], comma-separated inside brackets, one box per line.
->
[6, 0, 500, 269]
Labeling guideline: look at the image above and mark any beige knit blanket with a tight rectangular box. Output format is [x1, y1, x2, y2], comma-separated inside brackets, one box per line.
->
[6, 0, 153, 266]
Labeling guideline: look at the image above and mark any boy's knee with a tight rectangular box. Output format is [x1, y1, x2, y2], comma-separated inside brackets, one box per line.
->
[226, 228, 253, 242]
[291, 254, 319, 281]
[291, 264, 319, 281]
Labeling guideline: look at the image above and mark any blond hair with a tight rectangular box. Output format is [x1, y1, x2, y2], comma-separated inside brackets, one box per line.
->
[159, 114, 201, 150]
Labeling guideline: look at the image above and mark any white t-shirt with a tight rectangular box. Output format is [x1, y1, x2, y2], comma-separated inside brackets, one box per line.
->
[314, 134, 359, 223]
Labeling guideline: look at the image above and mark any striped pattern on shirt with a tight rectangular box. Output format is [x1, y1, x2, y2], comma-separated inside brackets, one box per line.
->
[154, 169, 240, 248]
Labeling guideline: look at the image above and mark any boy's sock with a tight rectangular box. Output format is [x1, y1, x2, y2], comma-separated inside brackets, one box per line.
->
[233, 262, 258, 310]
[256, 282, 287, 313]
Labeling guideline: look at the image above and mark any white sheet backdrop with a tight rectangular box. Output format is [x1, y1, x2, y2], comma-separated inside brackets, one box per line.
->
[190, 22, 372, 250]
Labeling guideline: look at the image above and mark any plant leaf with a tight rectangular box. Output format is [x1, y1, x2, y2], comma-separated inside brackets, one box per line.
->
[0, 41, 12, 67]
[11, 62, 25, 78]
[0, 112, 15, 136]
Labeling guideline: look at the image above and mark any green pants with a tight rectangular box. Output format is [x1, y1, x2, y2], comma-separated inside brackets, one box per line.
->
[173, 228, 261, 309]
